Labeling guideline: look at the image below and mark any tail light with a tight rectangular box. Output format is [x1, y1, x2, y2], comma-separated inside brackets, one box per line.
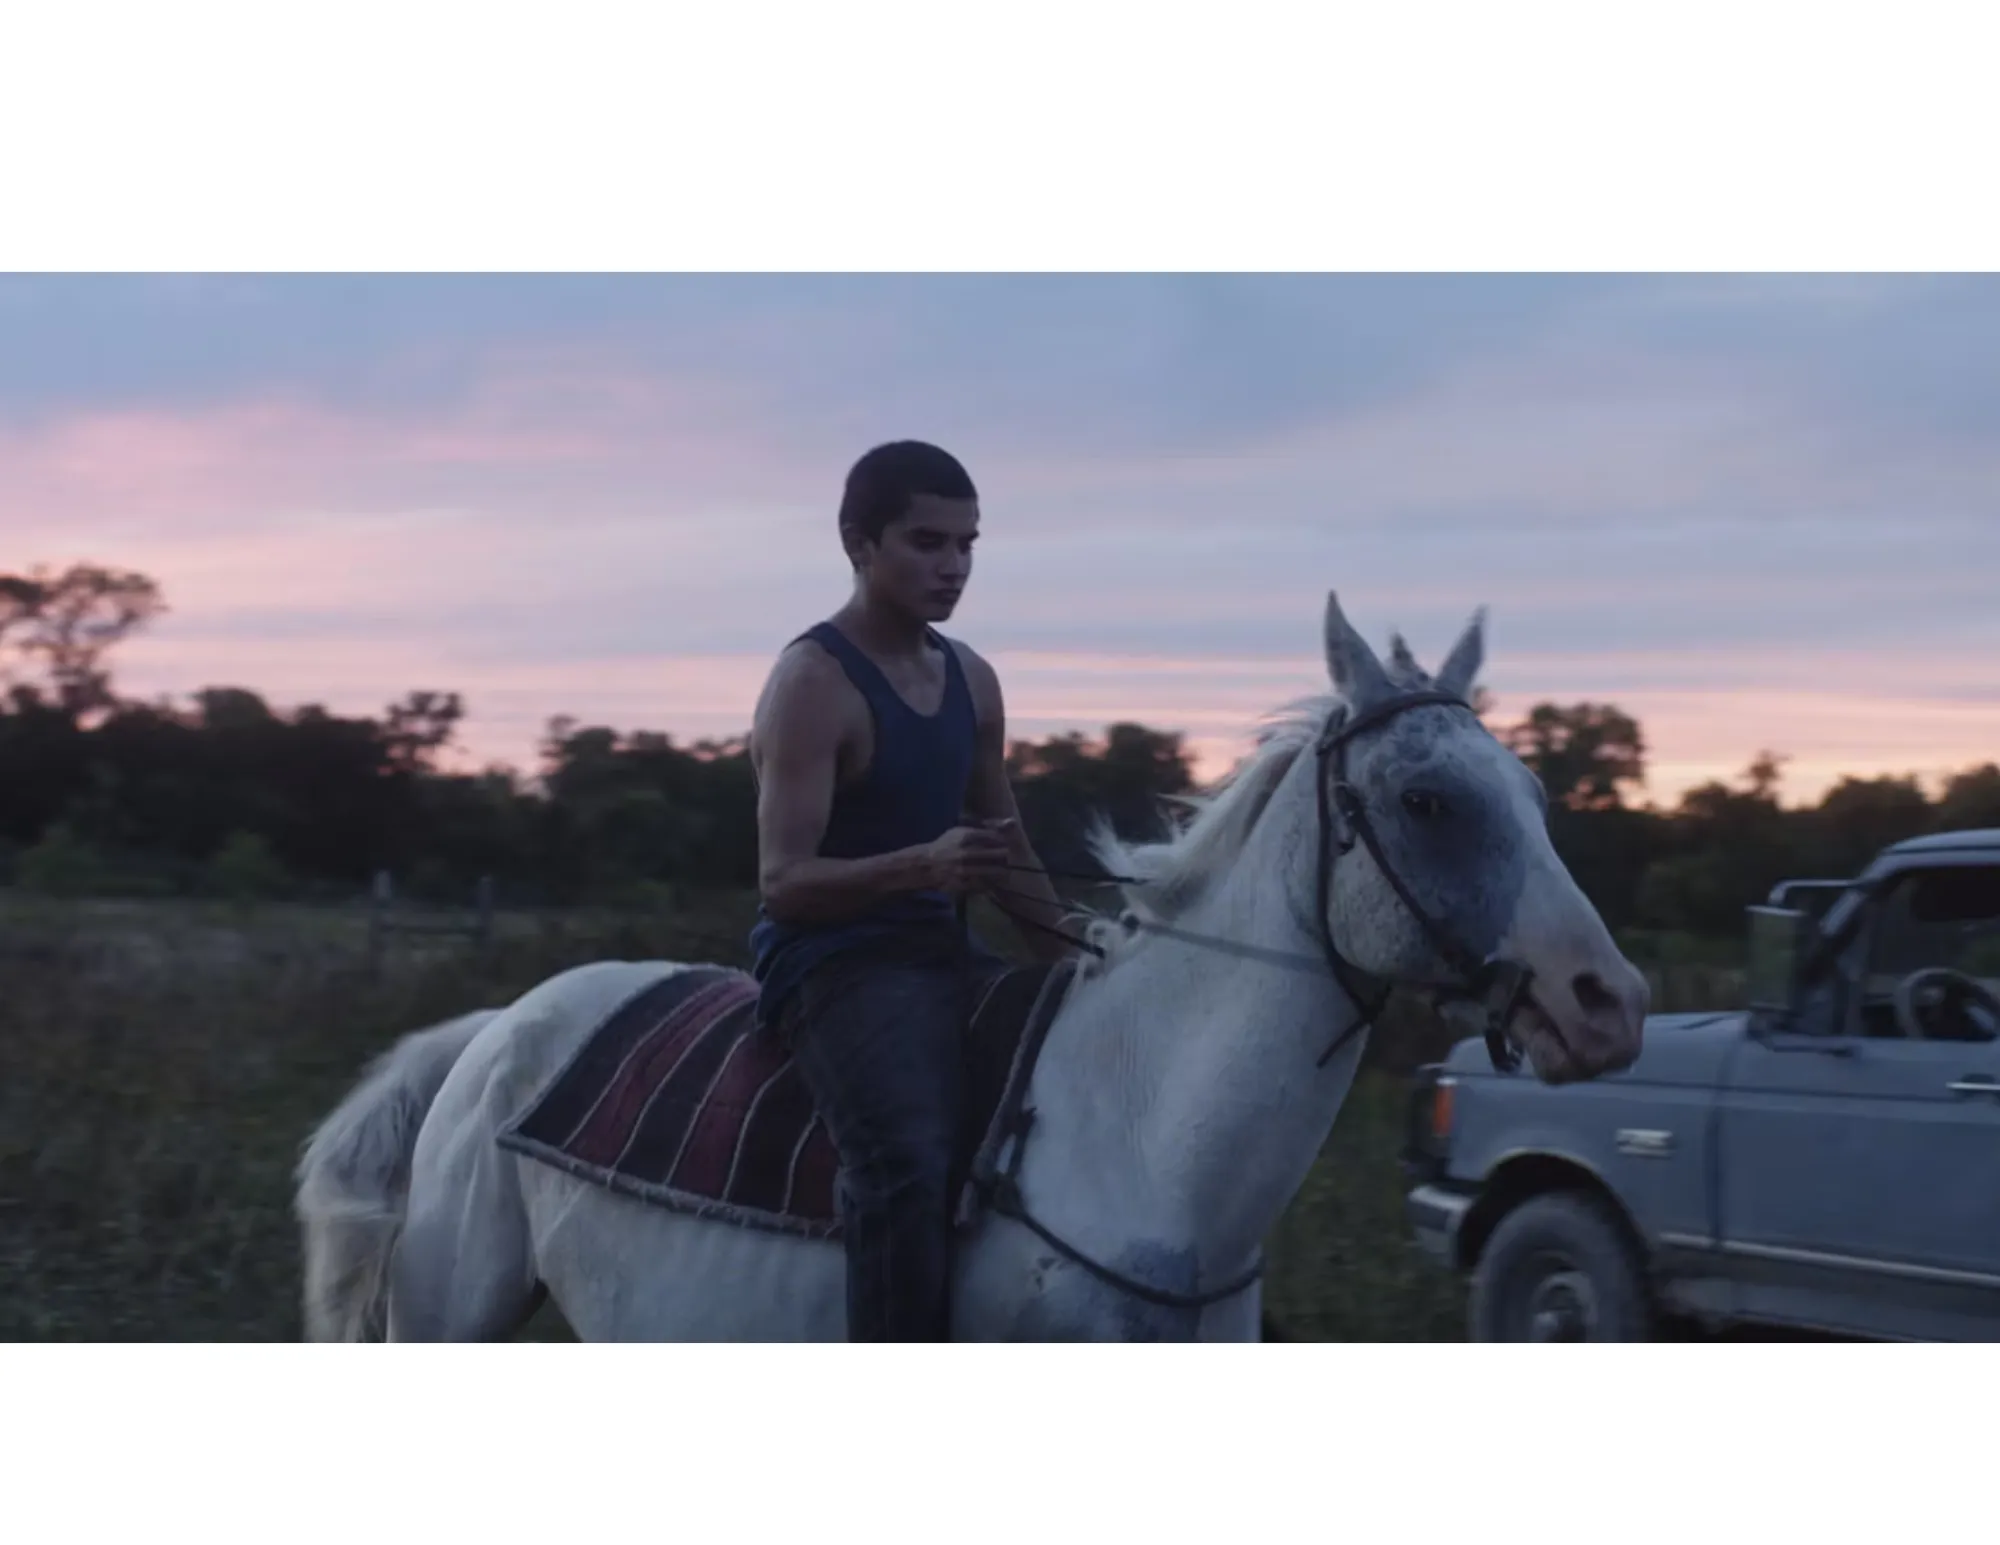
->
[1428, 1077, 1456, 1143]
[1401, 1065, 1458, 1177]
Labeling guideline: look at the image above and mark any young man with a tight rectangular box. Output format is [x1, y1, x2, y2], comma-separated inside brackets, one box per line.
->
[747, 439, 1073, 1341]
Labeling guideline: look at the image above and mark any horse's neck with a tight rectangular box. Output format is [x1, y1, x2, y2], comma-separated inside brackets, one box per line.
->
[1030, 753, 1369, 1272]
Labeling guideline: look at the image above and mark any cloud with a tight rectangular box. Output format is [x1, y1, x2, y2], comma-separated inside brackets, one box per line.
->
[3, 274, 1995, 810]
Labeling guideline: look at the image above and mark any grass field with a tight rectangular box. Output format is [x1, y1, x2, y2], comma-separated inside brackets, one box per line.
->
[0, 890, 1735, 1341]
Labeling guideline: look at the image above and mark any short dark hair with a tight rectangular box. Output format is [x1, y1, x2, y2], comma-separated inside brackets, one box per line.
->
[837, 440, 977, 550]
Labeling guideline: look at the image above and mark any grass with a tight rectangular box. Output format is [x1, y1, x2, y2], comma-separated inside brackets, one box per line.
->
[1, 895, 730, 1340]
[0, 890, 1730, 1341]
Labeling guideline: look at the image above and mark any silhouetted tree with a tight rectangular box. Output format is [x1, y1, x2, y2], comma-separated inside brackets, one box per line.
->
[1636, 756, 1799, 936]
[4, 557, 1995, 938]
[382, 690, 465, 774]
[1806, 773, 1934, 877]
[0, 562, 166, 720]
[1007, 722, 1196, 876]
[1504, 702, 1647, 810]
[1936, 764, 2000, 833]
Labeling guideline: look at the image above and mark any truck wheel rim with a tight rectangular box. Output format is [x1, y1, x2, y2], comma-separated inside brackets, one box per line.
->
[1521, 1256, 1598, 1340]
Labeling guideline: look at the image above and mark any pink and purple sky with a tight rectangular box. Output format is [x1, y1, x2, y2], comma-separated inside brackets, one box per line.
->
[5, 273, 1995, 806]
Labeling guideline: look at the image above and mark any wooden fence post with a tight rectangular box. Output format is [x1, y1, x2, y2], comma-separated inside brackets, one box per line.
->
[474, 875, 495, 967]
[367, 869, 393, 977]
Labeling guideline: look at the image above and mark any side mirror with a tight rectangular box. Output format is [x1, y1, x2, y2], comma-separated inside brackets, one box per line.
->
[1745, 904, 1814, 1016]
[1766, 879, 1848, 924]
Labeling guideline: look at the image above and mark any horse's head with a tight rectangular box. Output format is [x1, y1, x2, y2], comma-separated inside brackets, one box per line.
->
[1314, 592, 1647, 1084]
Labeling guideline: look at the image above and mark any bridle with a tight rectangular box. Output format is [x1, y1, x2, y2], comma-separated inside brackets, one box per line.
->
[1306, 687, 1536, 1078]
[994, 687, 1540, 1073]
[970, 686, 1549, 1316]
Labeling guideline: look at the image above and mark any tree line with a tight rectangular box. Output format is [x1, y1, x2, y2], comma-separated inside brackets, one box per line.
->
[4, 561, 1997, 943]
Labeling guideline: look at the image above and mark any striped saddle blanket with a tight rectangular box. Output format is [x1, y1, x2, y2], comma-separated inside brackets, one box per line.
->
[497, 960, 1071, 1240]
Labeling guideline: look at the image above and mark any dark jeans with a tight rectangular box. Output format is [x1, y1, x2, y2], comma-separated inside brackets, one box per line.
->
[778, 940, 1005, 1341]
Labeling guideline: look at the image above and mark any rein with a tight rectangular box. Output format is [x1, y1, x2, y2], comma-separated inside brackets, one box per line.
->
[963, 688, 1542, 1316]
[983, 689, 1534, 1072]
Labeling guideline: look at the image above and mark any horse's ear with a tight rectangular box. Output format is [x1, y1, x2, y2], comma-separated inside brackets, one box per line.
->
[1323, 591, 1392, 707]
[1387, 631, 1428, 686]
[1435, 606, 1487, 700]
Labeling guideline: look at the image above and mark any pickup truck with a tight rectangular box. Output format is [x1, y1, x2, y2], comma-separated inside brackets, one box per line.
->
[1402, 827, 2000, 1341]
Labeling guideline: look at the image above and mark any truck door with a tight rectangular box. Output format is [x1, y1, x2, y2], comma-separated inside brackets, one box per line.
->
[1716, 862, 2000, 1340]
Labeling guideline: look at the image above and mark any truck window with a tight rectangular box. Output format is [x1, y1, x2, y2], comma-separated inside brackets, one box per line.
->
[1859, 865, 2000, 1040]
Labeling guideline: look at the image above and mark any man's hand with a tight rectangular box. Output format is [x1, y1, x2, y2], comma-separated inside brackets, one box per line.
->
[922, 824, 1013, 894]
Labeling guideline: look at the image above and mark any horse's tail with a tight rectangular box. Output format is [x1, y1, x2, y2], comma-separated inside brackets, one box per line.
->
[293, 1009, 499, 1341]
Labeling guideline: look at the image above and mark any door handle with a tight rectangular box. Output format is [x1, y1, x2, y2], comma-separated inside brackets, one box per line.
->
[1947, 1077, 2000, 1098]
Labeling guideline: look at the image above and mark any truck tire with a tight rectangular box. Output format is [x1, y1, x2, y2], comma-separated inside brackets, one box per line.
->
[1469, 1191, 1653, 1341]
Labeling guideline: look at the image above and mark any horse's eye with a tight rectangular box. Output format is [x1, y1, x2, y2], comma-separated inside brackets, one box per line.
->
[1401, 789, 1447, 820]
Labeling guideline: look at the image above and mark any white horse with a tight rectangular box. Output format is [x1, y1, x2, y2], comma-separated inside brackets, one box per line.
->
[296, 591, 1649, 1340]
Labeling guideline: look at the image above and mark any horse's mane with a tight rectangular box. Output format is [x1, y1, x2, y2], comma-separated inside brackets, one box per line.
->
[1059, 643, 1451, 970]
[1072, 692, 1340, 961]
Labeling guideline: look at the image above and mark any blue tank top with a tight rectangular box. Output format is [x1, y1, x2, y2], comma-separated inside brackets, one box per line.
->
[747, 621, 981, 1024]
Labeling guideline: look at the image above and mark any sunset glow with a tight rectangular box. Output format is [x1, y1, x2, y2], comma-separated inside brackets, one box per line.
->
[5, 274, 1995, 811]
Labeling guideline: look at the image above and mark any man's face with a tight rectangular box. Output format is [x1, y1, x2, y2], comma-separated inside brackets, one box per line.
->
[855, 495, 979, 622]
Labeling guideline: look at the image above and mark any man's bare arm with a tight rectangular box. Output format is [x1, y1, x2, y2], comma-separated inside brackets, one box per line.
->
[754, 646, 1005, 925]
[957, 644, 1077, 961]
